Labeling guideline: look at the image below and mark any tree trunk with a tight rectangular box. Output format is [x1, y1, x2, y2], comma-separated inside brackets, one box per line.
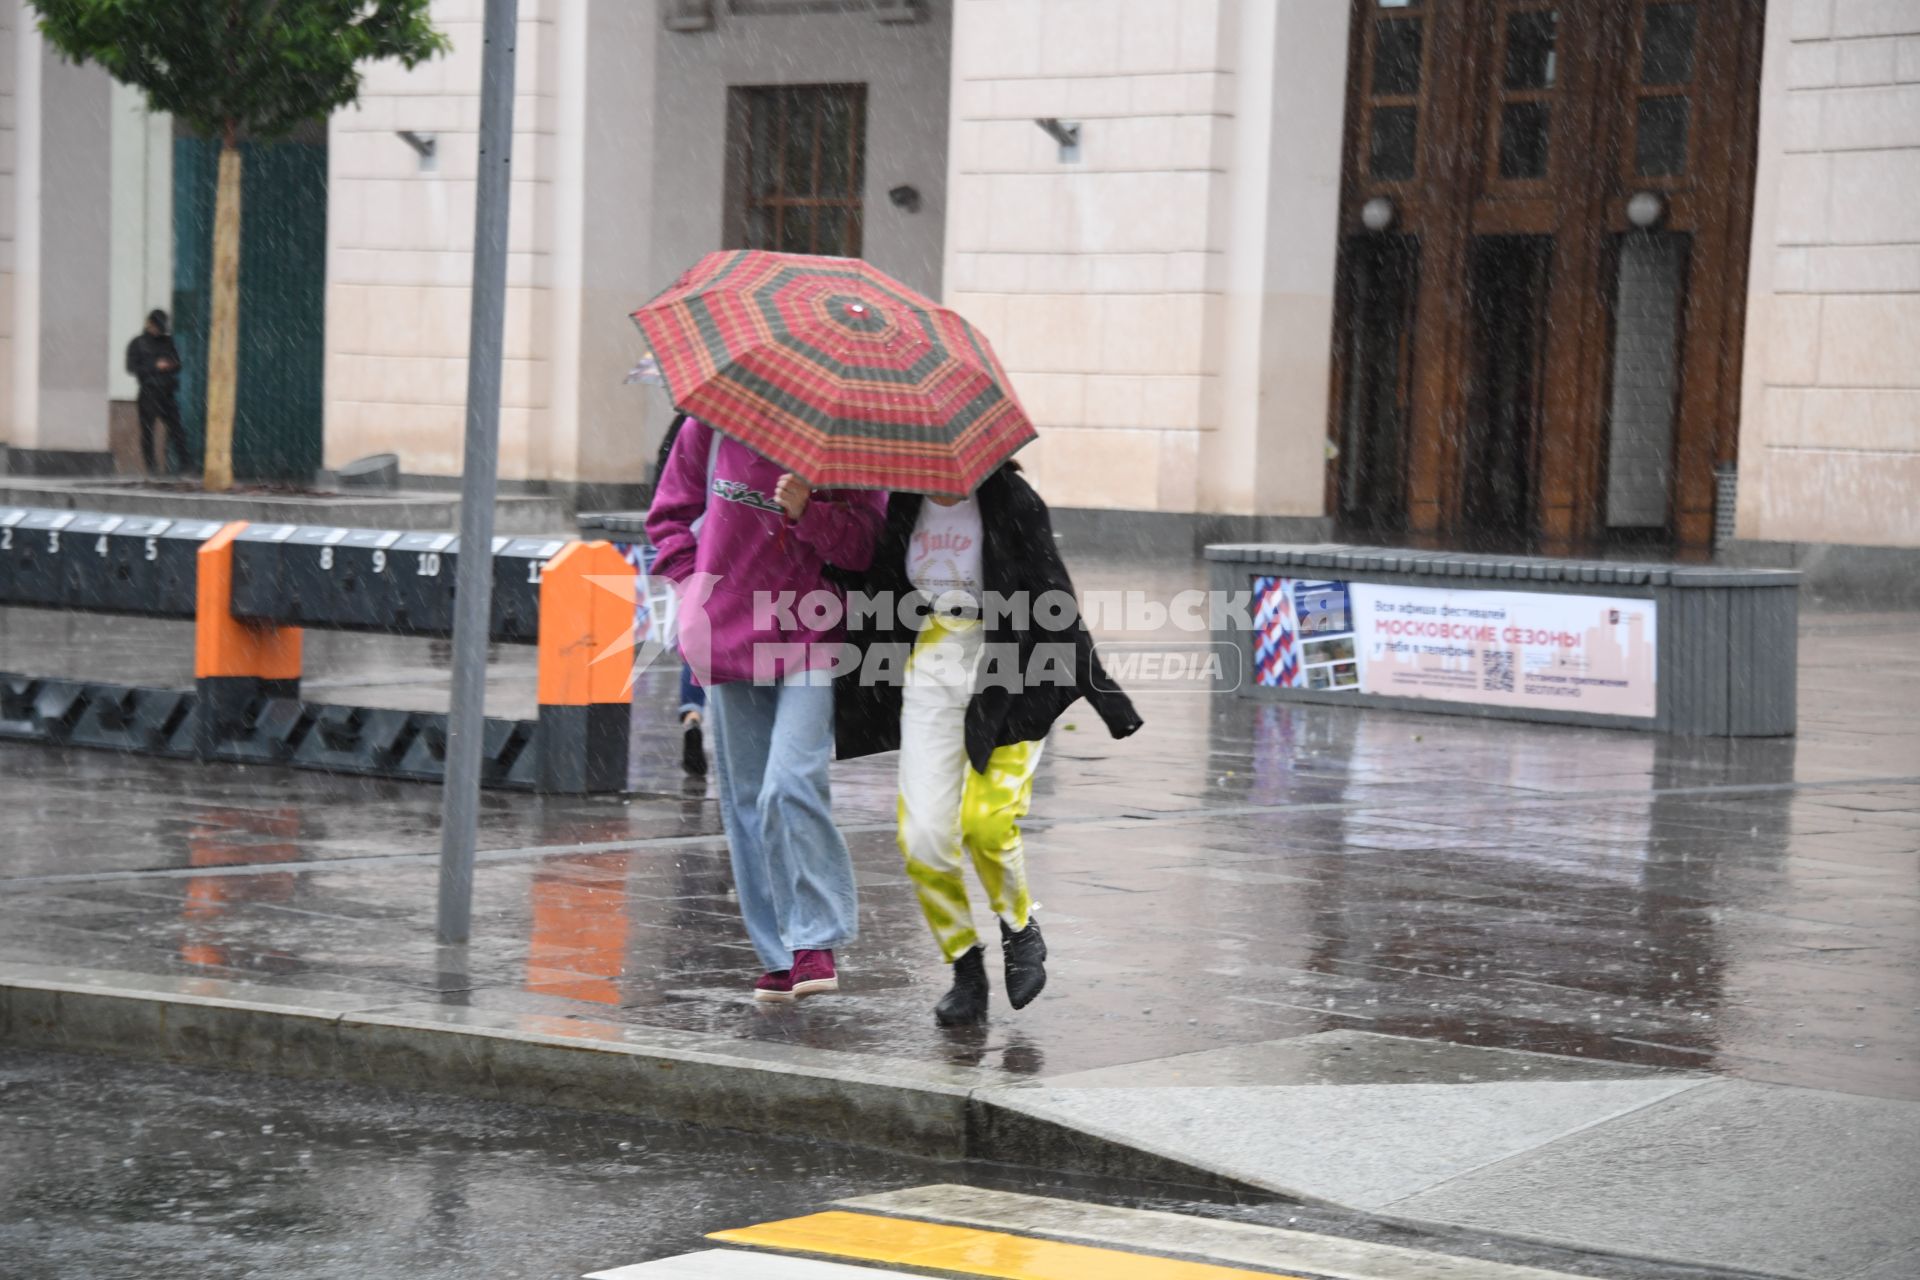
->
[203, 139, 243, 492]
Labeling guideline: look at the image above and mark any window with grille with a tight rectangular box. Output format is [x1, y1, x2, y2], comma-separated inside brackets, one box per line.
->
[724, 84, 867, 258]
[1358, 1, 1428, 184]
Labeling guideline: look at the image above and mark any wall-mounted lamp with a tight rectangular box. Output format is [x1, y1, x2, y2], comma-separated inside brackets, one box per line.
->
[1034, 117, 1081, 163]
[1626, 190, 1667, 229]
[1360, 195, 1396, 232]
[888, 184, 922, 213]
[397, 130, 438, 172]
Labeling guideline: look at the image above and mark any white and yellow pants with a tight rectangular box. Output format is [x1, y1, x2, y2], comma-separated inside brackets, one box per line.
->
[897, 616, 1045, 963]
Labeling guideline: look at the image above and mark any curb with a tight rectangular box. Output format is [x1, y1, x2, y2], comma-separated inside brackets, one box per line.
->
[1, 975, 975, 1158]
[5, 973, 1827, 1279]
[0, 971, 1264, 1196]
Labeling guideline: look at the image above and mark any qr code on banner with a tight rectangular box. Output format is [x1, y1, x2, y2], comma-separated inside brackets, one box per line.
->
[1483, 650, 1515, 693]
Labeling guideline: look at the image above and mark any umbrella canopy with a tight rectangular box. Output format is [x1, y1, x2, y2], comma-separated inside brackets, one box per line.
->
[631, 250, 1035, 497]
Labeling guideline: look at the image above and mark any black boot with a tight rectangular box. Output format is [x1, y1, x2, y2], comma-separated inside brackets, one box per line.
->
[1000, 917, 1047, 1010]
[681, 715, 707, 777]
[935, 946, 990, 1026]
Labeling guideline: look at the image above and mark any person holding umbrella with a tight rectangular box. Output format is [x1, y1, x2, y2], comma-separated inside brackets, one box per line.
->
[836, 466, 1144, 1025]
[635, 248, 1140, 1024]
[635, 250, 1107, 1009]
[646, 414, 882, 1000]
[639, 252, 962, 1002]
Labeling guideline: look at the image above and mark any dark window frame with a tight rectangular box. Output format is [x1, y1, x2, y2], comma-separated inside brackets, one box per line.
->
[723, 83, 868, 258]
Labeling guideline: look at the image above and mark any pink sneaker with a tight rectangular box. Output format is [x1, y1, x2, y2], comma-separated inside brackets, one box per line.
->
[752, 969, 794, 1003]
[790, 949, 839, 997]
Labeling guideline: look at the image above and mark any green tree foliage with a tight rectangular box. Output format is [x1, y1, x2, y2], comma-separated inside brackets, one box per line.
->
[30, 1, 448, 488]
[31, 0, 449, 144]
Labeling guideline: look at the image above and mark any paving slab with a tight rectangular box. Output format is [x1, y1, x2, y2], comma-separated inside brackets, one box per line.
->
[839, 1185, 1617, 1280]
[1390, 1080, 1920, 1280]
[1029, 1029, 1676, 1088]
[1850, 1248, 1920, 1280]
[978, 1076, 1706, 1209]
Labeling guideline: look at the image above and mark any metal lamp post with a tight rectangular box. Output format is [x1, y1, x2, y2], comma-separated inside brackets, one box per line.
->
[437, 0, 519, 944]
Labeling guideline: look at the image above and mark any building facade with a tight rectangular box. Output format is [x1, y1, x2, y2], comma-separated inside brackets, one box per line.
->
[0, 0, 1915, 558]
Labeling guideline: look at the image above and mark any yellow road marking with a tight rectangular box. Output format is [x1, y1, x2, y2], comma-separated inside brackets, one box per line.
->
[709, 1211, 1308, 1280]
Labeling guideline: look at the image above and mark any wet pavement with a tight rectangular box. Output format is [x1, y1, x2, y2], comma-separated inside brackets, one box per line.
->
[0, 1046, 960, 1280]
[2, 561, 1915, 1099]
[3, 555, 1919, 1278]
[0, 1048, 1779, 1280]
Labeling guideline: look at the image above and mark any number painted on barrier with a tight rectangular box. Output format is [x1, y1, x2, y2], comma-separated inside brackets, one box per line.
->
[417, 552, 442, 577]
[371, 549, 387, 574]
[47, 531, 60, 554]
[96, 535, 110, 557]
[319, 546, 334, 571]
[528, 560, 546, 585]
[0, 529, 10, 550]
[144, 537, 158, 562]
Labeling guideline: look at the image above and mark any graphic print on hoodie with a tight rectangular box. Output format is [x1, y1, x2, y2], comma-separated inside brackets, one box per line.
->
[645, 416, 887, 687]
[712, 476, 785, 516]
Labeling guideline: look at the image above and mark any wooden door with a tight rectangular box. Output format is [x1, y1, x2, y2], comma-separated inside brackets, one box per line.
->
[1327, 0, 1763, 554]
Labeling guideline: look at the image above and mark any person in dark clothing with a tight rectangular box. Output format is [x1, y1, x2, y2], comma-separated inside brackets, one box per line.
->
[836, 462, 1143, 1025]
[125, 310, 188, 476]
[654, 411, 708, 776]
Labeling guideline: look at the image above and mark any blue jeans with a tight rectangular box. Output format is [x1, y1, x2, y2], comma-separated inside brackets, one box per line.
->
[706, 675, 859, 971]
[679, 663, 706, 718]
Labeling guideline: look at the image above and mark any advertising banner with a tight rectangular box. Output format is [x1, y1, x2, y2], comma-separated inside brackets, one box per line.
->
[1252, 576, 1658, 718]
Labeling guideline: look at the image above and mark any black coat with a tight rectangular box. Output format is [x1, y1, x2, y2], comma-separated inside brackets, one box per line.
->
[125, 332, 180, 397]
[834, 466, 1143, 772]
[653, 411, 690, 487]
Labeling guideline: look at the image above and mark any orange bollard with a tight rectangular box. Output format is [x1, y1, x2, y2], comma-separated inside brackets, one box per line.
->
[194, 522, 303, 758]
[534, 540, 636, 792]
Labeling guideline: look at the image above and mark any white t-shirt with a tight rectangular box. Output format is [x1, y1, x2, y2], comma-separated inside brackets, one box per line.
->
[906, 496, 984, 612]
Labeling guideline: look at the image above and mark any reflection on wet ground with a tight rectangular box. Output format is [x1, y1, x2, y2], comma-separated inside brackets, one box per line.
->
[1, 1047, 1716, 1280]
[1, 563, 1916, 1100]
[0, 1047, 966, 1280]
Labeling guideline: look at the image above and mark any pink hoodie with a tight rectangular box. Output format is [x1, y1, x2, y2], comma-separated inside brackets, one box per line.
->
[645, 416, 887, 686]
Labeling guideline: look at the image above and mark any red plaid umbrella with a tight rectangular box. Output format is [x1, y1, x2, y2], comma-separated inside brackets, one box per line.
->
[631, 250, 1035, 497]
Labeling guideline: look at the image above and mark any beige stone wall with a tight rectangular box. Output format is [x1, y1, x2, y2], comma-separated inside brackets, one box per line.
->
[942, 0, 1346, 518]
[24, 41, 110, 455]
[1738, 0, 1920, 548]
[1206, 0, 1347, 523]
[325, 0, 564, 480]
[0, 8, 14, 447]
[652, 1, 952, 302]
[641, 0, 953, 468]
[319, 0, 1355, 506]
[551, 0, 655, 492]
[943, 0, 1237, 511]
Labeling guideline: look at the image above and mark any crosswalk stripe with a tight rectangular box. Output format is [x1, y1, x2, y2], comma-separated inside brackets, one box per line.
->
[837, 1186, 1593, 1280]
[585, 1249, 922, 1278]
[708, 1211, 1308, 1279]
